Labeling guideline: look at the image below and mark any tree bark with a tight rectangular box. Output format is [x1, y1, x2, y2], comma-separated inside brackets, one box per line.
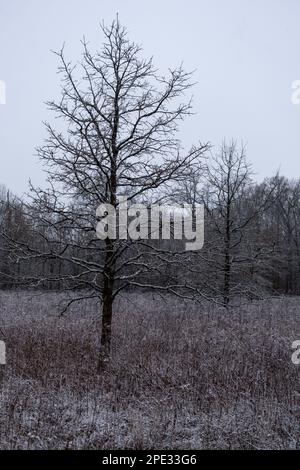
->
[224, 185, 231, 308]
[99, 287, 114, 371]
[98, 239, 115, 371]
[224, 248, 230, 308]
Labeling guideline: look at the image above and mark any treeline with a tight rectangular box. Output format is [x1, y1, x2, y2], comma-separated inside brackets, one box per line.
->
[1, 152, 300, 302]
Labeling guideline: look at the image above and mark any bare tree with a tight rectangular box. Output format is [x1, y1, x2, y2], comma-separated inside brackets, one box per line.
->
[205, 141, 279, 306]
[7, 19, 208, 369]
[170, 141, 277, 307]
[208, 142, 251, 306]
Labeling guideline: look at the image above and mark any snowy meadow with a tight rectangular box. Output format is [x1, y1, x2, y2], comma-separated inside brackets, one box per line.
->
[0, 291, 299, 449]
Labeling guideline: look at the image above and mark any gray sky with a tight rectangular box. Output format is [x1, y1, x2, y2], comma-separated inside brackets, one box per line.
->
[1, 0, 300, 195]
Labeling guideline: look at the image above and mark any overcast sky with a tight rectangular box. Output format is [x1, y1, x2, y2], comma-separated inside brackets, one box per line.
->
[0, 0, 300, 196]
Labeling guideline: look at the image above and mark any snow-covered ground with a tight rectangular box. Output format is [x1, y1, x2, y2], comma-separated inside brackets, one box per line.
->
[0, 291, 299, 449]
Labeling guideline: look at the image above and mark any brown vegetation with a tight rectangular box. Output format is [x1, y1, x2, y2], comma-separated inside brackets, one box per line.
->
[0, 291, 298, 449]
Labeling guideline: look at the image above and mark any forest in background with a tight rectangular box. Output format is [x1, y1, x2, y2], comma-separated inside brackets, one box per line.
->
[1, 168, 300, 298]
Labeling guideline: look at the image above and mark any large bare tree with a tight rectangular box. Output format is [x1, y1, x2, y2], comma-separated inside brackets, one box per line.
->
[11, 19, 208, 368]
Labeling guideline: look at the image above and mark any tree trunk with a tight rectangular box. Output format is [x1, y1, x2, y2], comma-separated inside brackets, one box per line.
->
[98, 238, 115, 371]
[224, 199, 231, 308]
[98, 288, 114, 370]
[224, 249, 230, 308]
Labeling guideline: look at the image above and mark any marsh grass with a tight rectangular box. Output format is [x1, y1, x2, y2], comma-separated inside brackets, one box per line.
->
[0, 291, 299, 449]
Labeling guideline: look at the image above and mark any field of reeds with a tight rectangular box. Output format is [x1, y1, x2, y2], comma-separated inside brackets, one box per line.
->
[0, 291, 299, 449]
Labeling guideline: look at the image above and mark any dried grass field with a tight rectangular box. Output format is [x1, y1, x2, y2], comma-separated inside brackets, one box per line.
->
[0, 291, 299, 449]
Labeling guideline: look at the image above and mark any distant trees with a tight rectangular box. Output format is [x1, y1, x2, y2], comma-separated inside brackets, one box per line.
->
[276, 178, 300, 293]
[257, 175, 300, 294]
[3, 160, 300, 306]
[0, 187, 24, 288]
